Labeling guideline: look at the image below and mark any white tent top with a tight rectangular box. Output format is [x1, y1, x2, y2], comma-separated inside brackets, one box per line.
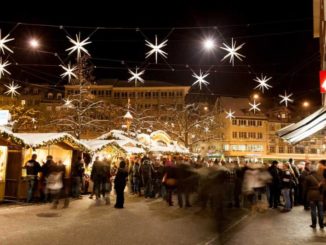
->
[82, 139, 145, 154]
[277, 107, 326, 144]
[0, 127, 89, 151]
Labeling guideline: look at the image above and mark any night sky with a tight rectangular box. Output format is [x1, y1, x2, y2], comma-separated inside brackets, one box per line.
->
[0, 1, 320, 106]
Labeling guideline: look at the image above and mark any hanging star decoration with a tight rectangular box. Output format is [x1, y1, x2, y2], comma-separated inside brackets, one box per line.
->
[225, 109, 235, 120]
[31, 118, 37, 124]
[0, 29, 14, 54]
[128, 67, 145, 85]
[220, 38, 245, 66]
[60, 63, 77, 82]
[254, 74, 272, 93]
[279, 91, 293, 107]
[204, 127, 209, 133]
[63, 98, 73, 107]
[66, 33, 91, 60]
[192, 70, 209, 90]
[4, 81, 20, 98]
[249, 100, 261, 114]
[145, 35, 168, 64]
[0, 58, 11, 78]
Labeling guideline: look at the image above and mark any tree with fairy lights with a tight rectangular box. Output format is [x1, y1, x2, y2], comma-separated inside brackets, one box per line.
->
[154, 102, 224, 149]
[53, 55, 108, 139]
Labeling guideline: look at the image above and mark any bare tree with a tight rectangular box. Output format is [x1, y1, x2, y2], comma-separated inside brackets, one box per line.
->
[52, 55, 108, 139]
[154, 102, 224, 149]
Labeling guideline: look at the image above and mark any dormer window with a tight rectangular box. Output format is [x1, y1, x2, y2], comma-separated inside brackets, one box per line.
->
[47, 92, 53, 99]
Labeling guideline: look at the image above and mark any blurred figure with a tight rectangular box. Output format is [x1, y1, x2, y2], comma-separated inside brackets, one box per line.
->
[140, 156, 153, 198]
[47, 159, 68, 209]
[91, 156, 110, 205]
[304, 162, 324, 229]
[132, 159, 141, 196]
[163, 160, 177, 206]
[289, 158, 300, 206]
[114, 160, 128, 209]
[71, 156, 85, 199]
[300, 161, 311, 210]
[176, 162, 197, 208]
[41, 155, 55, 202]
[152, 157, 164, 198]
[24, 154, 41, 203]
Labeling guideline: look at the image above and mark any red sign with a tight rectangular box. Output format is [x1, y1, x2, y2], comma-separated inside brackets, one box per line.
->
[320, 71, 326, 93]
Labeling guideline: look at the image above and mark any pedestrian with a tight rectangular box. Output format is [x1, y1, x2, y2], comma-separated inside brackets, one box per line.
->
[47, 159, 67, 209]
[114, 160, 128, 209]
[268, 161, 281, 209]
[289, 158, 300, 206]
[304, 162, 325, 229]
[71, 156, 85, 199]
[300, 161, 311, 210]
[140, 156, 153, 198]
[132, 159, 141, 196]
[280, 163, 293, 212]
[91, 156, 110, 204]
[41, 155, 55, 202]
[162, 160, 177, 206]
[24, 154, 41, 203]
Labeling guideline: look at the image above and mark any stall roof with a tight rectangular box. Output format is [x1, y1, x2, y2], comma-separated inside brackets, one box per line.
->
[81, 139, 124, 153]
[14, 132, 90, 151]
[277, 107, 326, 144]
[0, 127, 89, 151]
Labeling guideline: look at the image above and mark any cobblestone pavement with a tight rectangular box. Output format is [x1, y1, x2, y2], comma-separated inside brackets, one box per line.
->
[0, 195, 219, 245]
[223, 207, 326, 245]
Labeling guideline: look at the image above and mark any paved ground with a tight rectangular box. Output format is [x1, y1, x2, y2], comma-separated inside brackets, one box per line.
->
[224, 207, 326, 245]
[0, 194, 220, 245]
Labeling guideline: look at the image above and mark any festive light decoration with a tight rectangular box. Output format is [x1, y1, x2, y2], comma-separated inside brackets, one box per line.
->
[66, 33, 91, 60]
[0, 29, 14, 54]
[279, 91, 293, 107]
[204, 127, 209, 132]
[63, 98, 73, 107]
[128, 67, 145, 85]
[249, 100, 261, 113]
[225, 109, 235, 120]
[0, 58, 11, 78]
[220, 38, 245, 66]
[192, 70, 209, 90]
[31, 118, 37, 124]
[254, 74, 272, 93]
[60, 63, 77, 82]
[145, 35, 168, 64]
[203, 38, 215, 51]
[4, 81, 20, 98]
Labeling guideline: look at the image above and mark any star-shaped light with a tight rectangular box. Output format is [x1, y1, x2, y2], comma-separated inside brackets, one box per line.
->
[249, 100, 261, 114]
[63, 98, 73, 107]
[220, 38, 245, 66]
[225, 109, 235, 120]
[145, 35, 168, 64]
[128, 67, 145, 85]
[0, 30, 14, 54]
[0, 58, 11, 78]
[66, 33, 91, 60]
[192, 70, 209, 90]
[279, 91, 293, 107]
[204, 127, 209, 133]
[60, 63, 77, 82]
[31, 118, 37, 124]
[254, 74, 272, 93]
[4, 81, 20, 98]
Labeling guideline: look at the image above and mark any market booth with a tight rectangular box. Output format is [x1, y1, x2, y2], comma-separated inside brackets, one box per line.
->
[0, 128, 89, 201]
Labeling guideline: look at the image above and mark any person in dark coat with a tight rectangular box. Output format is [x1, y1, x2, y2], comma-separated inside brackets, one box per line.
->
[268, 161, 281, 209]
[91, 156, 110, 204]
[303, 163, 325, 229]
[24, 154, 41, 203]
[300, 161, 311, 210]
[71, 156, 85, 198]
[114, 160, 128, 208]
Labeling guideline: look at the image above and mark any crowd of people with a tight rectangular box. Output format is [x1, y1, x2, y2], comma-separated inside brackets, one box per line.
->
[24, 153, 326, 229]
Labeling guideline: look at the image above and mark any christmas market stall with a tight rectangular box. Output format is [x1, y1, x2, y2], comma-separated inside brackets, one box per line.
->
[0, 128, 89, 201]
[137, 130, 189, 156]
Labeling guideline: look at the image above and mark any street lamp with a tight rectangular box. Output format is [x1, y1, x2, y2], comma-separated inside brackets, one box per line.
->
[253, 93, 259, 100]
[203, 38, 216, 51]
[29, 38, 39, 49]
[302, 101, 309, 108]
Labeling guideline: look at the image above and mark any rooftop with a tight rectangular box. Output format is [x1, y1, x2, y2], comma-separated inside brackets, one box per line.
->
[90, 79, 189, 88]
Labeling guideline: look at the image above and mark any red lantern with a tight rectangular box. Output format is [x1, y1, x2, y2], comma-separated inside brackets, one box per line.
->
[320, 70, 326, 93]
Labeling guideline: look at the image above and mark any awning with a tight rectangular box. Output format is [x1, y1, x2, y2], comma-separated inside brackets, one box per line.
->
[277, 107, 326, 144]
